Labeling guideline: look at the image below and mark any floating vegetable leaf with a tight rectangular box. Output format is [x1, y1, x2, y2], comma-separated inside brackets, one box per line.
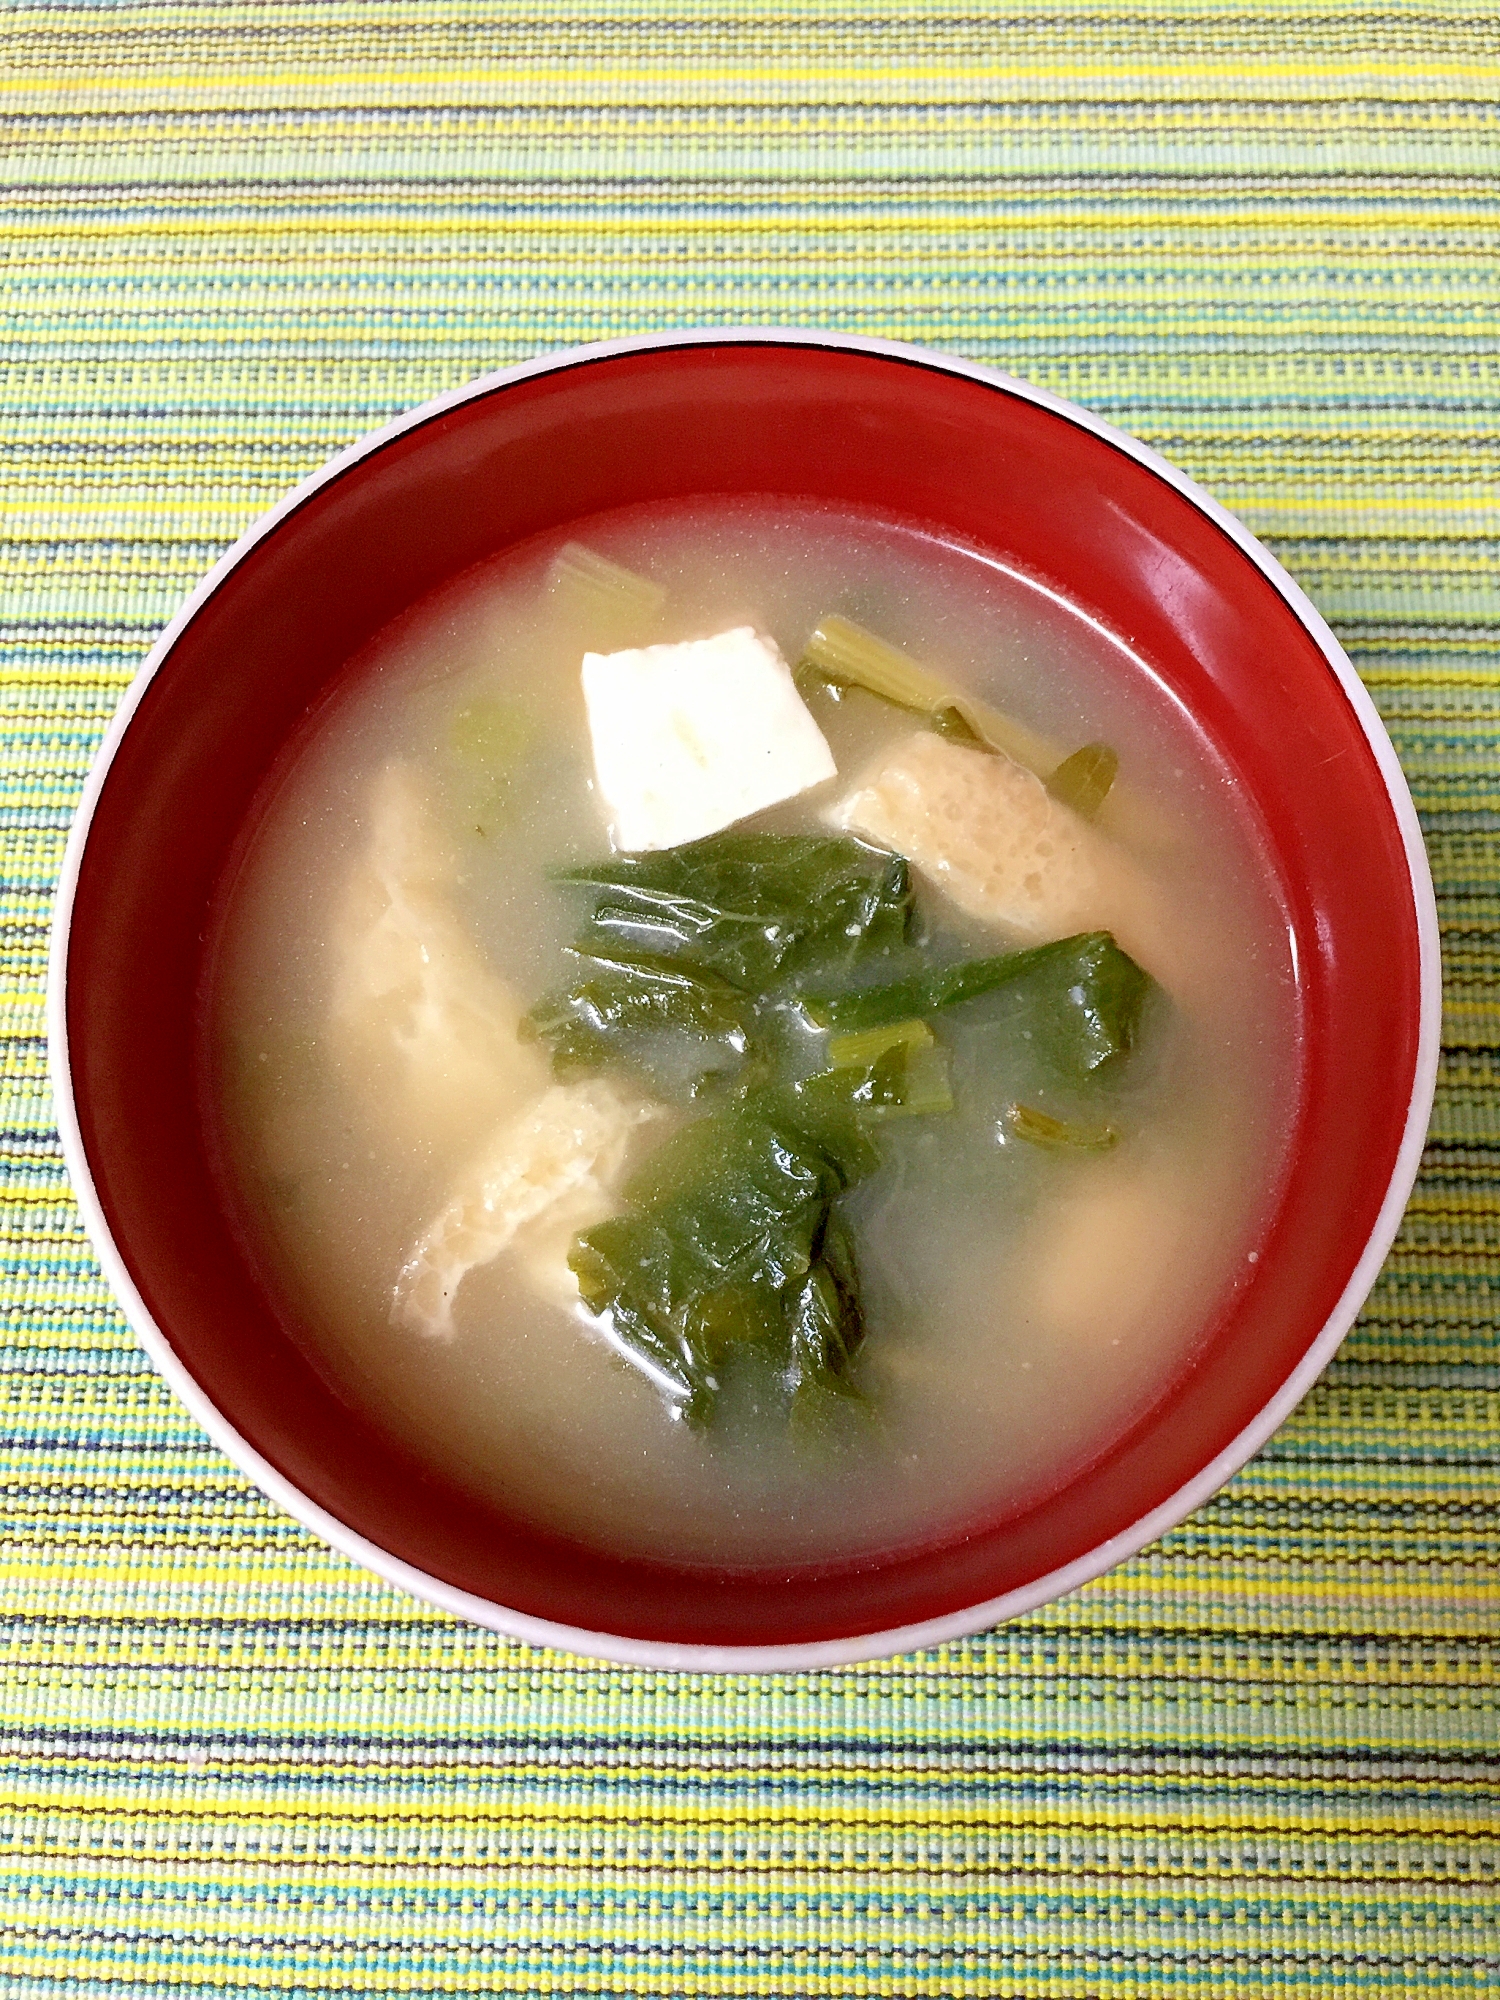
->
[558, 831, 914, 992]
[1046, 742, 1119, 821]
[786, 1214, 870, 1433]
[818, 1019, 955, 1119]
[1005, 1101, 1120, 1152]
[748, 1071, 881, 1185]
[760, 1038, 954, 1171]
[529, 833, 912, 1096]
[568, 1050, 951, 1426]
[519, 948, 757, 1085]
[799, 931, 1151, 1078]
[571, 1102, 859, 1426]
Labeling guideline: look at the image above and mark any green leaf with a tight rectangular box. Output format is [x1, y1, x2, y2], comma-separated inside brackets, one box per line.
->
[799, 931, 1151, 1079]
[530, 834, 913, 1099]
[565, 1039, 961, 1427]
[557, 831, 913, 993]
[571, 1101, 857, 1426]
[785, 1213, 869, 1430]
[1046, 742, 1119, 820]
[520, 948, 756, 1085]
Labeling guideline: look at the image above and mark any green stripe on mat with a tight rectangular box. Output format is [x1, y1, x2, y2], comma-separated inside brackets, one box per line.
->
[2, 1, 1496, 1993]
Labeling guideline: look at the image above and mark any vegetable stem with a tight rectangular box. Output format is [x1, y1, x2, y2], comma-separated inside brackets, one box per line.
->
[826, 1016, 933, 1069]
[1005, 1102, 1120, 1151]
[549, 540, 666, 639]
[871, 1042, 954, 1119]
[799, 614, 1058, 772]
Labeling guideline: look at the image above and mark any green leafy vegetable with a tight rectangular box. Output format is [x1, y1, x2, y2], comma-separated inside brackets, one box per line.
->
[1005, 1101, 1120, 1152]
[816, 1037, 952, 1121]
[557, 831, 914, 992]
[568, 1052, 951, 1427]
[778, 1038, 954, 1155]
[535, 837, 1153, 1427]
[525, 832, 914, 1091]
[570, 1096, 866, 1425]
[786, 1215, 869, 1433]
[798, 931, 1151, 1077]
[1046, 742, 1119, 820]
[820, 1018, 956, 1117]
[876, 1041, 954, 1117]
[519, 949, 756, 1082]
[825, 1016, 932, 1069]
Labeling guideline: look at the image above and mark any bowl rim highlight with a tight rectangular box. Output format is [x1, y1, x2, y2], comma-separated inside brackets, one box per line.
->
[47, 328, 1442, 1670]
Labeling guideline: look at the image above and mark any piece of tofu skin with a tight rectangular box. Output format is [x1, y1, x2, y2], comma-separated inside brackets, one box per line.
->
[832, 731, 1193, 1000]
[393, 1077, 669, 1339]
[326, 762, 546, 1161]
[832, 732, 1101, 941]
[582, 626, 838, 852]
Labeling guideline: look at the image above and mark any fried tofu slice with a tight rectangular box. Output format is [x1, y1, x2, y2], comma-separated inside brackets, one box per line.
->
[392, 1077, 669, 1339]
[832, 731, 1105, 942]
[327, 762, 547, 1160]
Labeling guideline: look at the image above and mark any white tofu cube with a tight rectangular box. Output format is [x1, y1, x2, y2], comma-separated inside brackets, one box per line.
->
[581, 626, 837, 851]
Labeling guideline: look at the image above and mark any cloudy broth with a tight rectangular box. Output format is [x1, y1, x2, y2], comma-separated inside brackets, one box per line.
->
[203, 497, 1299, 1570]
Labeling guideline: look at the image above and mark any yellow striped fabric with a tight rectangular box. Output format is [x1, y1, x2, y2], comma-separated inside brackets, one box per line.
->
[2, 1, 1496, 1992]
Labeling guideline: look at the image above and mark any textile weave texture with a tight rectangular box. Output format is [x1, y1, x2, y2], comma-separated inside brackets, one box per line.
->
[2, 2, 1496, 1993]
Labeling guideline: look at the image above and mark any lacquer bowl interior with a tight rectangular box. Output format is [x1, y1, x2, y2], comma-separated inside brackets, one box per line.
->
[52, 334, 1434, 1665]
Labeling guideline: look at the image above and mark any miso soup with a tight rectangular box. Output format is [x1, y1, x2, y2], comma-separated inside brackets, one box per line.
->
[202, 498, 1299, 1570]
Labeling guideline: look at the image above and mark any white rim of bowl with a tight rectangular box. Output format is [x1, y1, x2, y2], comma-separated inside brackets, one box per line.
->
[46, 329, 1443, 1672]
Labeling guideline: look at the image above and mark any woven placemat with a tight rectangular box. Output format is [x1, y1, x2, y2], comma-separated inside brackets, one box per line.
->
[3, 3, 1495, 1992]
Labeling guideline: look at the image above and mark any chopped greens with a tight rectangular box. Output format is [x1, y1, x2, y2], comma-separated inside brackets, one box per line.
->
[785, 1214, 868, 1433]
[798, 931, 1150, 1078]
[519, 948, 756, 1082]
[877, 1040, 954, 1117]
[1047, 742, 1119, 821]
[826, 1016, 933, 1069]
[524, 831, 914, 1097]
[568, 1055, 944, 1427]
[798, 614, 1054, 771]
[1005, 1101, 1120, 1152]
[549, 540, 665, 641]
[528, 820, 1156, 1429]
[784, 1034, 953, 1139]
[820, 1018, 956, 1119]
[557, 831, 914, 991]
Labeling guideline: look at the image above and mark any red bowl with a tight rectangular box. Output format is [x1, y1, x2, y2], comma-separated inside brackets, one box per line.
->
[49, 332, 1439, 1668]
